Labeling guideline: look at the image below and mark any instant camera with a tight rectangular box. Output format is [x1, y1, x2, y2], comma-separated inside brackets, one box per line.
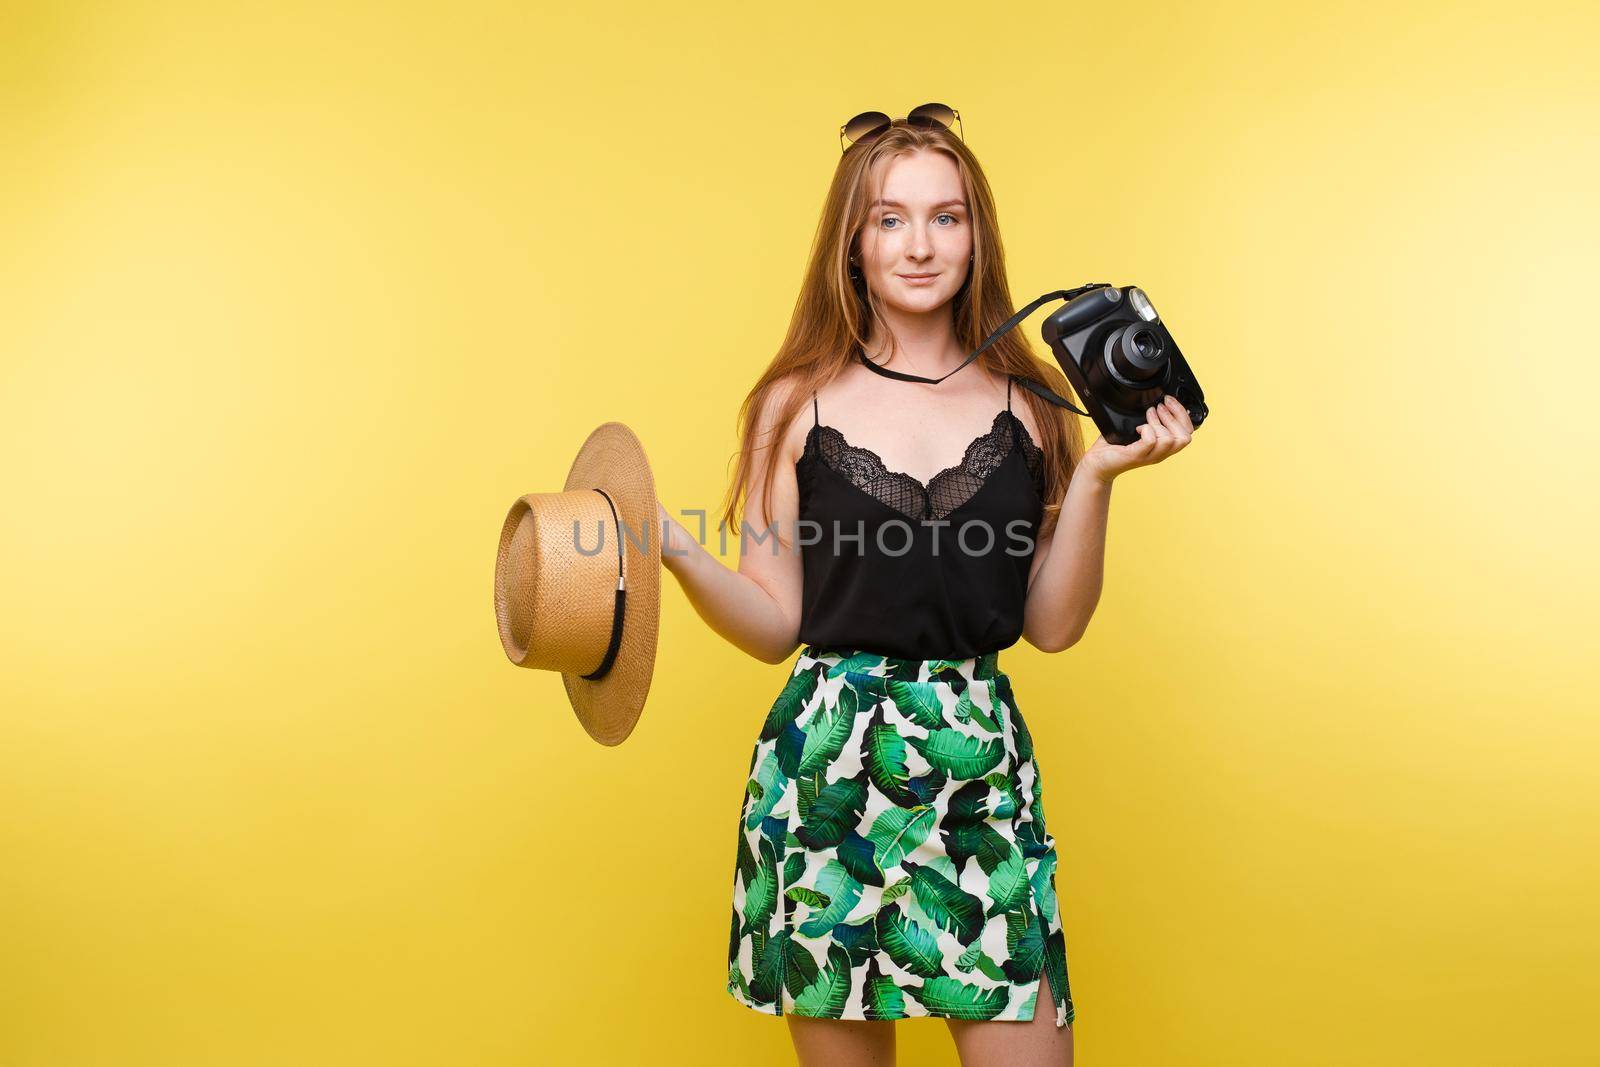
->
[1039, 284, 1209, 446]
[967, 283, 1209, 446]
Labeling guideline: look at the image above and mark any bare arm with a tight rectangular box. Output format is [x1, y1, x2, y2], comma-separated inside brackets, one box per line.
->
[1022, 394, 1196, 652]
[1021, 471, 1114, 653]
[658, 380, 806, 665]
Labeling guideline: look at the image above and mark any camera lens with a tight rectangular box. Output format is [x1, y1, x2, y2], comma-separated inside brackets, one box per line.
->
[1103, 324, 1166, 387]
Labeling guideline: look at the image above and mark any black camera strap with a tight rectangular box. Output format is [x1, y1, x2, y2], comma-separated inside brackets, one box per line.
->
[856, 284, 1109, 416]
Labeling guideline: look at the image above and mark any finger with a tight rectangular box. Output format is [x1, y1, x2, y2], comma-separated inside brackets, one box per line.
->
[1150, 401, 1181, 435]
[1143, 415, 1176, 462]
[1160, 397, 1193, 448]
[1127, 423, 1157, 462]
[1149, 405, 1185, 461]
[1157, 429, 1182, 460]
[1153, 401, 1189, 452]
[1145, 405, 1173, 443]
[1163, 395, 1194, 434]
[1115, 424, 1148, 457]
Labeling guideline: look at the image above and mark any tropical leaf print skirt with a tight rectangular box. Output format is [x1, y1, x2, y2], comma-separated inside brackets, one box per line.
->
[725, 645, 1075, 1028]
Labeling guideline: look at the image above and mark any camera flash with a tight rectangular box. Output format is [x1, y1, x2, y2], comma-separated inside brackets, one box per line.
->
[1128, 287, 1160, 323]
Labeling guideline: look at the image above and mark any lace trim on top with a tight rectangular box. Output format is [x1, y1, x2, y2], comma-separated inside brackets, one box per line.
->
[806, 409, 1044, 521]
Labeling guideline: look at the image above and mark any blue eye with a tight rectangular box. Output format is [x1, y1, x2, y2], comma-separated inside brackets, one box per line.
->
[880, 214, 959, 229]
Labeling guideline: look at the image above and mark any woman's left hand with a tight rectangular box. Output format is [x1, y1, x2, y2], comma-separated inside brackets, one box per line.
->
[1078, 393, 1196, 485]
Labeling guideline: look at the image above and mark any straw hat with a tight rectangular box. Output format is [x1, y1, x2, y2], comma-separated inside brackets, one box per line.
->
[494, 422, 661, 745]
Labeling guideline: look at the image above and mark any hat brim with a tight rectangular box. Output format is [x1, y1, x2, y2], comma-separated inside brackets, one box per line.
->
[559, 422, 661, 745]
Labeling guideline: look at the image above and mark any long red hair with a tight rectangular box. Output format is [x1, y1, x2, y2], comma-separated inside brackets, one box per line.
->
[718, 122, 1085, 548]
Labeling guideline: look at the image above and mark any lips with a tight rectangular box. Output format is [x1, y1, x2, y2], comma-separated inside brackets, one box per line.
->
[898, 273, 939, 279]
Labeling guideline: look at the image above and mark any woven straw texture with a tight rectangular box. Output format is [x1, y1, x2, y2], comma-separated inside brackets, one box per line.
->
[494, 422, 659, 746]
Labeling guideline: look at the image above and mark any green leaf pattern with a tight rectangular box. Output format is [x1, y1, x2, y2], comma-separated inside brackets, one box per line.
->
[727, 647, 1076, 1028]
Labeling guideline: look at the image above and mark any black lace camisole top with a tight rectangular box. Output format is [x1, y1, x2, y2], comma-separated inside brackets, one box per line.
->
[795, 355, 1047, 661]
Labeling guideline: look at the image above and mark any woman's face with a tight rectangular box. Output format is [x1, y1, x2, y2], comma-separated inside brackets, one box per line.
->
[855, 149, 974, 314]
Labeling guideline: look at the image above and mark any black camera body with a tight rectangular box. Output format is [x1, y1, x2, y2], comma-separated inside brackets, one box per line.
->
[1040, 285, 1208, 446]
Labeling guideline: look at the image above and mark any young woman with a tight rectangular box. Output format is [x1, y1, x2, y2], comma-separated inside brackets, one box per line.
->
[657, 106, 1195, 1066]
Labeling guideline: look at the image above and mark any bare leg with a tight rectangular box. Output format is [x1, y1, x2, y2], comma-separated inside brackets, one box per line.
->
[942, 966, 1074, 1067]
[785, 1015, 897, 1067]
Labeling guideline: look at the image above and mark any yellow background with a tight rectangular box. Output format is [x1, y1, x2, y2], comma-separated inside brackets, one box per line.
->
[3, 2, 1596, 1064]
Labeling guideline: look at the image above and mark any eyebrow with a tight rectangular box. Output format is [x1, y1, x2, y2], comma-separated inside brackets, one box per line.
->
[870, 198, 968, 211]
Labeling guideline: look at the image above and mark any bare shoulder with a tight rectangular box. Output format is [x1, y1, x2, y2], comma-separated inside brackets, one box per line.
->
[1012, 398, 1045, 448]
[751, 370, 814, 470]
[1006, 374, 1051, 446]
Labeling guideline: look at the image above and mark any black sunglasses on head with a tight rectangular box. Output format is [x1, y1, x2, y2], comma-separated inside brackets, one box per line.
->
[840, 103, 963, 153]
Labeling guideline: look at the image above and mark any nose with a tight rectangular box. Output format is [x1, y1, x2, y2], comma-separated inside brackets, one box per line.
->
[908, 224, 932, 261]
